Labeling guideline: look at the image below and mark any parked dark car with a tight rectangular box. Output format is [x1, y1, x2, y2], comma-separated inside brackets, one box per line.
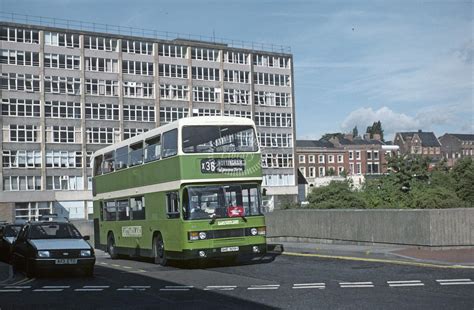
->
[11, 221, 95, 277]
[0, 223, 24, 262]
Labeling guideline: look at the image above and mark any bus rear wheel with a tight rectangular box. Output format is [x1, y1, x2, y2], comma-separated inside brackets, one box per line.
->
[153, 234, 168, 266]
[107, 234, 118, 259]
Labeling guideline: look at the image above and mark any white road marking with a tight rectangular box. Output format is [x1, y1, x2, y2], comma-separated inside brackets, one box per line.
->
[4, 286, 31, 289]
[292, 285, 325, 289]
[42, 286, 70, 289]
[437, 279, 474, 285]
[204, 285, 237, 291]
[0, 289, 22, 293]
[33, 289, 63, 292]
[111, 264, 121, 267]
[75, 288, 104, 292]
[122, 266, 132, 269]
[248, 284, 280, 290]
[294, 283, 326, 286]
[340, 282, 374, 288]
[436, 279, 471, 282]
[438, 282, 474, 286]
[127, 286, 151, 289]
[160, 288, 190, 291]
[117, 288, 134, 291]
[83, 286, 110, 288]
[388, 280, 424, 287]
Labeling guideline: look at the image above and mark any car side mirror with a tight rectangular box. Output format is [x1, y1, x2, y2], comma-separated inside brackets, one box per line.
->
[83, 235, 90, 241]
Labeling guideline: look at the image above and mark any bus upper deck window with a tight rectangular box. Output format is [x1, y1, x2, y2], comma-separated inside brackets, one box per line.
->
[115, 146, 128, 170]
[145, 135, 161, 163]
[162, 129, 177, 158]
[129, 142, 144, 166]
[103, 151, 115, 174]
[93, 155, 103, 176]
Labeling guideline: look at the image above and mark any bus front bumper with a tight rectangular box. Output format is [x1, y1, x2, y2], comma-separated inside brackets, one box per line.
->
[168, 244, 267, 260]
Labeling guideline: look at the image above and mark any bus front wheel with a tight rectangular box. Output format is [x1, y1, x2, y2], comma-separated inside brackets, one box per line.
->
[153, 234, 168, 266]
[107, 234, 118, 259]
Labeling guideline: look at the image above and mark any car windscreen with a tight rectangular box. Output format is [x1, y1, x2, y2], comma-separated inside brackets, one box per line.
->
[28, 223, 82, 239]
[182, 125, 258, 153]
[4, 225, 22, 237]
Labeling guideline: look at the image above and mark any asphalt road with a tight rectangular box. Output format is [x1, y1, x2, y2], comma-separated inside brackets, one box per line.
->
[0, 251, 473, 310]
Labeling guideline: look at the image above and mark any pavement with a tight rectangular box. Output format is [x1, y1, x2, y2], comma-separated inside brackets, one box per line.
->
[268, 239, 474, 267]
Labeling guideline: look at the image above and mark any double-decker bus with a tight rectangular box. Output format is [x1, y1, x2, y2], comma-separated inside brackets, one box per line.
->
[92, 116, 266, 265]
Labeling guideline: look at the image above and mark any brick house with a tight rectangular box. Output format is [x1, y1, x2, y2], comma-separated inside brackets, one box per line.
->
[393, 130, 442, 160]
[438, 133, 474, 166]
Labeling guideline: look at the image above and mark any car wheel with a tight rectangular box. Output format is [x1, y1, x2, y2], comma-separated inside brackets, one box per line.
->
[25, 260, 35, 278]
[153, 234, 168, 266]
[107, 234, 118, 259]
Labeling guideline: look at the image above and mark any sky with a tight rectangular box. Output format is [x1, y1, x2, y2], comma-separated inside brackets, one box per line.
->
[1, 0, 472, 141]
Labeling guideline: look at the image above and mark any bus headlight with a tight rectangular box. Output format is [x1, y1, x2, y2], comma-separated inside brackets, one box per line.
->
[257, 227, 266, 236]
[199, 232, 207, 240]
[250, 228, 258, 236]
[37, 250, 50, 258]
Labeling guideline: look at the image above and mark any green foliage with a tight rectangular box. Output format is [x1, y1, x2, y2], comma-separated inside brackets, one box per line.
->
[366, 120, 384, 141]
[302, 155, 473, 210]
[306, 180, 367, 209]
[352, 126, 358, 138]
[321, 132, 344, 141]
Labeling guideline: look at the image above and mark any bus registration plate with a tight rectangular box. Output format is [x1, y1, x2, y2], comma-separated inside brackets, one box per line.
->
[55, 259, 77, 265]
[221, 246, 239, 253]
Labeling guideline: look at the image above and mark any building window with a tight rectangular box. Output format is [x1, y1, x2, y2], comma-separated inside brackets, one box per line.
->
[192, 86, 220, 103]
[2, 98, 40, 117]
[86, 127, 120, 144]
[254, 112, 292, 127]
[355, 163, 361, 174]
[254, 91, 291, 107]
[253, 54, 290, 68]
[46, 176, 84, 190]
[122, 40, 153, 55]
[122, 60, 154, 76]
[3, 125, 40, 142]
[191, 48, 218, 61]
[1, 50, 40, 66]
[159, 107, 189, 124]
[44, 76, 81, 95]
[338, 166, 344, 175]
[349, 151, 354, 160]
[299, 167, 306, 178]
[45, 151, 82, 168]
[258, 133, 293, 148]
[0, 27, 39, 44]
[3, 176, 42, 191]
[159, 44, 186, 58]
[44, 32, 79, 47]
[192, 67, 220, 81]
[159, 64, 188, 79]
[367, 151, 372, 160]
[192, 108, 221, 117]
[160, 84, 189, 101]
[337, 155, 344, 163]
[373, 151, 379, 160]
[308, 155, 315, 163]
[84, 36, 118, 51]
[1, 73, 40, 92]
[123, 82, 154, 98]
[2, 150, 42, 168]
[328, 155, 334, 163]
[44, 53, 80, 70]
[85, 79, 119, 96]
[262, 174, 295, 186]
[309, 167, 316, 178]
[123, 128, 149, 140]
[253, 72, 290, 86]
[223, 110, 252, 119]
[46, 126, 81, 143]
[318, 155, 325, 163]
[223, 70, 250, 83]
[318, 166, 325, 177]
[224, 51, 249, 64]
[85, 103, 119, 120]
[356, 151, 361, 160]
[45, 101, 81, 119]
[85, 57, 118, 73]
[299, 155, 305, 163]
[261, 153, 293, 168]
[224, 89, 250, 105]
[123, 105, 155, 122]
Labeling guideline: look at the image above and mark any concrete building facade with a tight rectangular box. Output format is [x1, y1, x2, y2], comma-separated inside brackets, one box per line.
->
[0, 18, 297, 221]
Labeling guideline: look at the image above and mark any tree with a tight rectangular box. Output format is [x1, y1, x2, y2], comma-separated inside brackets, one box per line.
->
[306, 180, 367, 209]
[366, 121, 384, 141]
[352, 126, 358, 138]
[321, 132, 344, 141]
[451, 157, 474, 206]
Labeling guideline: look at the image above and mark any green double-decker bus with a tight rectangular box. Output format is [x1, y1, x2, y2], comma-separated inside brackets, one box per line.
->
[92, 116, 266, 265]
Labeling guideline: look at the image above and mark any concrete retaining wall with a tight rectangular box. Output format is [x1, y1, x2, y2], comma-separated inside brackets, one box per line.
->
[71, 220, 94, 244]
[265, 209, 474, 247]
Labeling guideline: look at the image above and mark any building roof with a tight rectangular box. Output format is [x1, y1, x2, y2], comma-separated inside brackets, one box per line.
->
[444, 133, 474, 141]
[296, 140, 334, 148]
[399, 131, 441, 147]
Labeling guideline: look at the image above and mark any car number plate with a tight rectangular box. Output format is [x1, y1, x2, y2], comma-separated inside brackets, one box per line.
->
[221, 246, 239, 253]
[55, 259, 78, 265]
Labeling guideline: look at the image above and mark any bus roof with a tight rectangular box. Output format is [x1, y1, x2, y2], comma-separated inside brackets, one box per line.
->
[91, 116, 257, 159]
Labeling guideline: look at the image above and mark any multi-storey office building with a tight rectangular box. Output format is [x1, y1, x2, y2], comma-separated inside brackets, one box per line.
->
[0, 19, 296, 221]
